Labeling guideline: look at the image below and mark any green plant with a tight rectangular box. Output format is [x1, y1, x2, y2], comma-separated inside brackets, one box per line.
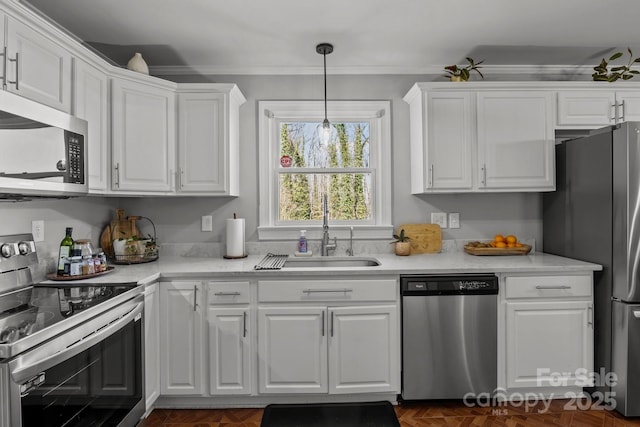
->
[444, 57, 485, 81]
[391, 229, 411, 243]
[592, 48, 640, 82]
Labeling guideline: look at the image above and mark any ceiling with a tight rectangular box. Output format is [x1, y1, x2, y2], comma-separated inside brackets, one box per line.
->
[20, 0, 640, 76]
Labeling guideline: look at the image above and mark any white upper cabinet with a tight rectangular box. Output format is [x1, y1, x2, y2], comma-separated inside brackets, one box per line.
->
[477, 91, 555, 190]
[3, 15, 72, 112]
[176, 85, 245, 195]
[404, 83, 555, 193]
[111, 77, 176, 192]
[73, 59, 109, 193]
[556, 85, 640, 129]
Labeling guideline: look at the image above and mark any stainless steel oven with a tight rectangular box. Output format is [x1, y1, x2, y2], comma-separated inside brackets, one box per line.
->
[0, 234, 145, 427]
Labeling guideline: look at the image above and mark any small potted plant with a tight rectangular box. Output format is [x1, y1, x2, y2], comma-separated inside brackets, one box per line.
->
[592, 47, 640, 82]
[391, 229, 411, 256]
[444, 57, 485, 82]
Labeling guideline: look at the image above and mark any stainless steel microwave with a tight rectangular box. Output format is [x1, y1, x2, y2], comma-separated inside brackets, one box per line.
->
[0, 91, 88, 198]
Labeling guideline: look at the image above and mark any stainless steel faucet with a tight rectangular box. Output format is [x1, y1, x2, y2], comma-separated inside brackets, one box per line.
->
[321, 194, 337, 256]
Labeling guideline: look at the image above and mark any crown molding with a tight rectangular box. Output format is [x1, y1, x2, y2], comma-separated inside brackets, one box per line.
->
[150, 64, 596, 77]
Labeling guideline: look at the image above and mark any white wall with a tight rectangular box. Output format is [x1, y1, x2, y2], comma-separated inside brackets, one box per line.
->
[0, 74, 543, 255]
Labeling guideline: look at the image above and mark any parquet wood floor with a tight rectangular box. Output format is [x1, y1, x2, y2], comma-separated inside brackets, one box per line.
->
[137, 399, 640, 427]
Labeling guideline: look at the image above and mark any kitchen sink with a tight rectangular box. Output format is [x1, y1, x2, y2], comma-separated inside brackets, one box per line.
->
[283, 256, 381, 268]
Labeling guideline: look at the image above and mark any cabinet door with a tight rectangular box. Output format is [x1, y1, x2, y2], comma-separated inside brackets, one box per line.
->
[505, 301, 593, 389]
[5, 16, 71, 112]
[477, 91, 555, 190]
[258, 306, 327, 394]
[111, 79, 175, 192]
[73, 60, 109, 192]
[160, 282, 204, 395]
[208, 306, 251, 395]
[556, 91, 615, 127]
[178, 92, 228, 193]
[426, 92, 474, 190]
[144, 283, 160, 409]
[617, 91, 640, 122]
[328, 305, 399, 394]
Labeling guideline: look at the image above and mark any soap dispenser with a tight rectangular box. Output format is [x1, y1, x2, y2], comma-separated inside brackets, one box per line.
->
[297, 230, 308, 253]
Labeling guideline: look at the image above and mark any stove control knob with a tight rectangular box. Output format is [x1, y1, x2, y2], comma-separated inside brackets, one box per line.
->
[0, 244, 13, 258]
[18, 242, 31, 255]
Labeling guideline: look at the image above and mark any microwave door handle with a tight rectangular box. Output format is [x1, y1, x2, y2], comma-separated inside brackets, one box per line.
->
[8, 299, 143, 385]
[0, 172, 66, 179]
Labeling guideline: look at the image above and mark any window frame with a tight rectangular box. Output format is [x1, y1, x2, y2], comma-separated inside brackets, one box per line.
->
[258, 100, 392, 241]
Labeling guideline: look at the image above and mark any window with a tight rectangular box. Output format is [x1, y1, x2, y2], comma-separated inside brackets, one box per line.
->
[258, 100, 392, 240]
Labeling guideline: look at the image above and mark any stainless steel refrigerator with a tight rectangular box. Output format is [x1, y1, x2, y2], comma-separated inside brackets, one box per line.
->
[543, 121, 640, 416]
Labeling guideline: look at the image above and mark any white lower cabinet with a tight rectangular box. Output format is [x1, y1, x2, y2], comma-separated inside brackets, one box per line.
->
[257, 278, 400, 395]
[501, 274, 594, 394]
[159, 281, 205, 395]
[207, 281, 252, 395]
[144, 282, 160, 410]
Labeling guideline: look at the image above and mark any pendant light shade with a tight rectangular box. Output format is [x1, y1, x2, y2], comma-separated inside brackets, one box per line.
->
[316, 43, 333, 144]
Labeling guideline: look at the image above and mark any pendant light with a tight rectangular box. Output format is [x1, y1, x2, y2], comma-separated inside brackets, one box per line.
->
[316, 43, 333, 144]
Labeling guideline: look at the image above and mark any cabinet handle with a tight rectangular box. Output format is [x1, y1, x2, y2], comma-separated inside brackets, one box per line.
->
[243, 311, 247, 338]
[114, 163, 120, 188]
[535, 285, 571, 290]
[180, 168, 184, 189]
[303, 288, 353, 294]
[611, 103, 617, 123]
[7, 52, 18, 90]
[330, 312, 335, 337]
[429, 164, 434, 188]
[214, 291, 241, 296]
[588, 305, 594, 327]
[0, 47, 6, 89]
[481, 164, 487, 186]
[193, 285, 198, 311]
[321, 311, 325, 337]
[620, 101, 626, 122]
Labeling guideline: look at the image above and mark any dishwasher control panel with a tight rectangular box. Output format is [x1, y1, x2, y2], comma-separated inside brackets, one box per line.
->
[400, 274, 498, 295]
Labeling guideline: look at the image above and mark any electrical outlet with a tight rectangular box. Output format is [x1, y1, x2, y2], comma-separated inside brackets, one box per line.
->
[449, 213, 460, 229]
[32, 220, 44, 242]
[431, 212, 447, 228]
[201, 215, 213, 232]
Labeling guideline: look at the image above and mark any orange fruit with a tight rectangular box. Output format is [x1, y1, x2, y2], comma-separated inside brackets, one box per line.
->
[495, 241, 507, 248]
[507, 242, 516, 248]
[506, 235, 517, 244]
[494, 234, 505, 243]
[515, 242, 523, 247]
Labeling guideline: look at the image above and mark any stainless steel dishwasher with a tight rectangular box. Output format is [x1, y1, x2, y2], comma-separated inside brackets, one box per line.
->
[401, 274, 498, 400]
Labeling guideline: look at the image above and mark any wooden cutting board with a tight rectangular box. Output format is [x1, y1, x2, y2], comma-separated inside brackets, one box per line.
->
[100, 208, 139, 257]
[397, 224, 442, 254]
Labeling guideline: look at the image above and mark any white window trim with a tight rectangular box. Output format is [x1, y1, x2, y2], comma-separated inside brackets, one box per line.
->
[258, 100, 392, 241]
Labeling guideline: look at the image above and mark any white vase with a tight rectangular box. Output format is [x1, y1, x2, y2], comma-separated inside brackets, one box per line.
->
[127, 52, 149, 75]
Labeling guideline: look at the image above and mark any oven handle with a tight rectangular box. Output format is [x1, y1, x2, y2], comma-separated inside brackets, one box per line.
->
[8, 295, 143, 384]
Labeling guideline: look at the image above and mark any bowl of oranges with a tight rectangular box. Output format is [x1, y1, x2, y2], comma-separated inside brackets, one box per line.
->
[464, 234, 532, 256]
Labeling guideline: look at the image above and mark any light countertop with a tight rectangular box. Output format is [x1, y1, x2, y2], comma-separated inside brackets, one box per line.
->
[39, 251, 602, 286]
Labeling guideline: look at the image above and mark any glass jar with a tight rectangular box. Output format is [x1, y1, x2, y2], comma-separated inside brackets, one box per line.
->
[69, 256, 82, 276]
[75, 239, 95, 257]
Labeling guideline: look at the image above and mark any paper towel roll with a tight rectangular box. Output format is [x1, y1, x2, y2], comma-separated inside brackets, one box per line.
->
[226, 218, 245, 257]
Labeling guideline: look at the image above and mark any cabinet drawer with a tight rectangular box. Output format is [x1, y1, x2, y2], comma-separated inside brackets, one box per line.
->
[258, 279, 397, 303]
[207, 281, 250, 304]
[505, 275, 592, 299]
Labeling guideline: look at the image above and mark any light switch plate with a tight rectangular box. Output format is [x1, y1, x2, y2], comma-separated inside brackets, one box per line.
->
[201, 215, 213, 232]
[449, 213, 460, 229]
[431, 212, 447, 228]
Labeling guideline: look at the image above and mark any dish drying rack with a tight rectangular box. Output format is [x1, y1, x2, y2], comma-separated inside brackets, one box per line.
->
[254, 253, 289, 270]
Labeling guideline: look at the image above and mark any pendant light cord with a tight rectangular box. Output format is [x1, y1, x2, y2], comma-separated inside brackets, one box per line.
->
[323, 51, 328, 123]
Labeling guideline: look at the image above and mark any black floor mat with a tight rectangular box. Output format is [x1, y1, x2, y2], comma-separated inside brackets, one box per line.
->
[260, 401, 400, 427]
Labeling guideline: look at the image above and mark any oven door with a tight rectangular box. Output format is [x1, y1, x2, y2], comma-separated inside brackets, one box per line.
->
[7, 294, 144, 427]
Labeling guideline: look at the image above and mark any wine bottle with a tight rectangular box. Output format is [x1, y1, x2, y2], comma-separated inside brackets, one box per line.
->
[57, 227, 74, 276]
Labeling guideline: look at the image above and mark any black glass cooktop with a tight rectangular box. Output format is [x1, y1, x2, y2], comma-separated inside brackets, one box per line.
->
[0, 283, 137, 345]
